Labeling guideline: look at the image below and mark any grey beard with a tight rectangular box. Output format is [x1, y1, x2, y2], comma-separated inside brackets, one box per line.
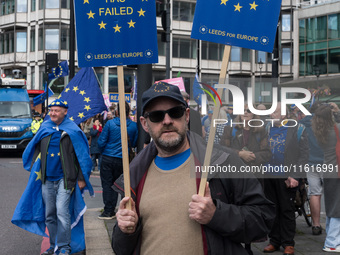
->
[153, 131, 186, 153]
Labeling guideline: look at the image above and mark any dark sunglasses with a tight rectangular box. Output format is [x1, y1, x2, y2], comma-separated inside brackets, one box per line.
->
[244, 108, 251, 113]
[144, 105, 186, 123]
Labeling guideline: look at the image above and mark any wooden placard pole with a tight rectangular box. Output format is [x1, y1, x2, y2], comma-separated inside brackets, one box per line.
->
[198, 45, 231, 196]
[117, 65, 132, 210]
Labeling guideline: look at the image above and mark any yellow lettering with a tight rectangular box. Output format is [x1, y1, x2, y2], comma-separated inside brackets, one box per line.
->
[99, 8, 104, 16]
[105, 8, 112, 16]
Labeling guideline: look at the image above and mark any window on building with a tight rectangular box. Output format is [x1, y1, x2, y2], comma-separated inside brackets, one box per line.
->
[172, 37, 196, 59]
[1, 0, 15, 15]
[16, 0, 27, 12]
[16, 31, 27, 52]
[30, 29, 35, 51]
[45, 29, 59, 50]
[46, 0, 58, 8]
[306, 50, 327, 75]
[299, 19, 306, 43]
[300, 14, 340, 76]
[257, 51, 266, 63]
[61, 0, 69, 9]
[242, 48, 250, 62]
[282, 14, 291, 32]
[38, 28, 43, 50]
[173, 1, 195, 22]
[61, 28, 69, 50]
[306, 16, 327, 42]
[282, 47, 291, 65]
[0, 34, 3, 54]
[328, 14, 340, 39]
[3, 32, 14, 53]
[157, 33, 166, 56]
[328, 48, 340, 73]
[201, 41, 224, 61]
[231, 46, 240, 62]
[31, 0, 35, 11]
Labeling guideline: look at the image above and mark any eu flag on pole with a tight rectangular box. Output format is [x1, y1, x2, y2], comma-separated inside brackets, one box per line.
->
[58, 68, 107, 125]
[191, 0, 282, 52]
[48, 61, 69, 80]
[74, 0, 158, 67]
[33, 84, 54, 106]
[193, 74, 204, 105]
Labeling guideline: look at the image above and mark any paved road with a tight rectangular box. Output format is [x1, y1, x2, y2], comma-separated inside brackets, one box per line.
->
[0, 152, 41, 255]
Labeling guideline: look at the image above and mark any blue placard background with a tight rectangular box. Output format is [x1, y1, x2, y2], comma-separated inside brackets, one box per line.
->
[74, 0, 158, 67]
[191, 0, 282, 53]
[109, 93, 131, 103]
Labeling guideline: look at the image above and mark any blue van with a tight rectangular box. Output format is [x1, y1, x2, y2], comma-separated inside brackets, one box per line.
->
[0, 79, 33, 151]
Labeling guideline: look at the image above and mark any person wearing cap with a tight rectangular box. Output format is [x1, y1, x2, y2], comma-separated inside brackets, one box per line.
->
[22, 99, 94, 255]
[111, 82, 275, 255]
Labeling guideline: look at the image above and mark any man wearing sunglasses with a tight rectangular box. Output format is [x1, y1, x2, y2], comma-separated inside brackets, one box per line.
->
[112, 82, 275, 255]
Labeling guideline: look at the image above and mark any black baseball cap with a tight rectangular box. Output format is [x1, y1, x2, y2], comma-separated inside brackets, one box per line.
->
[141, 82, 188, 114]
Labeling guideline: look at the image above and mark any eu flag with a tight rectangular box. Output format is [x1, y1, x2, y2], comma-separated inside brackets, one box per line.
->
[33, 84, 55, 106]
[191, 0, 282, 52]
[58, 68, 108, 125]
[193, 73, 203, 105]
[48, 61, 69, 80]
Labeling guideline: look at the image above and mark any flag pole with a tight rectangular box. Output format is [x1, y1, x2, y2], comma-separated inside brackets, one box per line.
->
[198, 45, 230, 196]
[117, 65, 132, 210]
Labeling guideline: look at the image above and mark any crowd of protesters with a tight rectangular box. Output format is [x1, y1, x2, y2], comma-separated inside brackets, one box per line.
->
[76, 91, 340, 255]
[32, 82, 340, 255]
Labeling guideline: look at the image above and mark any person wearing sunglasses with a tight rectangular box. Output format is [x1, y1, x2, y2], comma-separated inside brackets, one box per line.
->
[111, 82, 275, 255]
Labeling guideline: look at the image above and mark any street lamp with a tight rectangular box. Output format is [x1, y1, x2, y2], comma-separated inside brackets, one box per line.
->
[258, 58, 263, 102]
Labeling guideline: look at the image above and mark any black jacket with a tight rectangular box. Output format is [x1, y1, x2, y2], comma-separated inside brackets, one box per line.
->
[30, 132, 84, 190]
[112, 132, 275, 255]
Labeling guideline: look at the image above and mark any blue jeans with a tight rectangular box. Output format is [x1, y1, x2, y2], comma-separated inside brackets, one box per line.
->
[325, 217, 340, 248]
[100, 155, 123, 214]
[91, 153, 102, 171]
[42, 179, 71, 253]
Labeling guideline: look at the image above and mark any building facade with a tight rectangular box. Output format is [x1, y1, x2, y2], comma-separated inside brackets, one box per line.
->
[0, 0, 339, 103]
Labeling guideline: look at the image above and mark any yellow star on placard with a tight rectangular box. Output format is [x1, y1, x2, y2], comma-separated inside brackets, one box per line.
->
[234, 3, 242, 12]
[138, 8, 146, 16]
[70, 116, 74, 121]
[87, 10, 95, 19]
[79, 90, 86, 96]
[84, 105, 91, 111]
[35, 170, 41, 181]
[113, 24, 122, 32]
[128, 20, 136, 28]
[250, 1, 258, 10]
[73, 86, 79, 92]
[65, 88, 70, 92]
[84, 97, 91, 103]
[84, 0, 89, 3]
[50, 153, 55, 157]
[58, 152, 60, 156]
[221, 0, 228, 5]
[99, 21, 107, 29]
[78, 112, 85, 118]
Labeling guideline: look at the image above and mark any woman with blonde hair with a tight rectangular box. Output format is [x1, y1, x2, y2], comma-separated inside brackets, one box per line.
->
[312, 104, 340, 252]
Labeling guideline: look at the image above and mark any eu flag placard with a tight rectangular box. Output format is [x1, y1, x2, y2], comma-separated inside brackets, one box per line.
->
[74, 0, 158, 67]
[191, 0, 282, 53]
